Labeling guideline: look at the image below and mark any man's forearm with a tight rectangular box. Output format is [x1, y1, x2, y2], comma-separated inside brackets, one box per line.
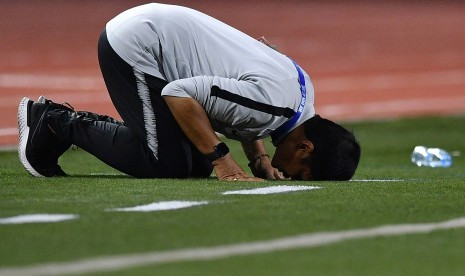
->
[163, 95, 262, 181]
[241, 140, 284, 180]
[163, 96, 221, 155]
[241, 140, 268, 161]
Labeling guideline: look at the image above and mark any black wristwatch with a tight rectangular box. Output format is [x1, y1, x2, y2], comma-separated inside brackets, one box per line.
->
[206, 142, 230, 162]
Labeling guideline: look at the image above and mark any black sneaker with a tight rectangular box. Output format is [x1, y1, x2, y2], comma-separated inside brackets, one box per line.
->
[37, 95, 75, 112]
[38, 95, 77, 151]
[18, 97, 68, 177]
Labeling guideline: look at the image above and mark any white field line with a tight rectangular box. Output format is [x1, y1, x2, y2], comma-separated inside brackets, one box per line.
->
[1, 216, 465, 276]
[350, 179, 404, 182]
[0, 214, 79, 225]
[106, 201, 209, 212]
[222, 185, 321, 195]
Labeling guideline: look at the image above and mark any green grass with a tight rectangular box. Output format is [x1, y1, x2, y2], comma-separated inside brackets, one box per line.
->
[1, 115, 465, 275]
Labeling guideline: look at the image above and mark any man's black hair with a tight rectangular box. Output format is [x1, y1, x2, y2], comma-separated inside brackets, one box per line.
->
[303, 115, 361, 181]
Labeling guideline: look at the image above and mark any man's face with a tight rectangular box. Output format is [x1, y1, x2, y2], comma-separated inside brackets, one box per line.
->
[272, 140, 313, 181]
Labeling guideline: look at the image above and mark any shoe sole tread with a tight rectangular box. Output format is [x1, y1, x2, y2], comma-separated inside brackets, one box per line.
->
[18, 97, 45, 177]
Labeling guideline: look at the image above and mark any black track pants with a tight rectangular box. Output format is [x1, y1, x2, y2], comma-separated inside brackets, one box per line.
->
[54, 30, 212, 178]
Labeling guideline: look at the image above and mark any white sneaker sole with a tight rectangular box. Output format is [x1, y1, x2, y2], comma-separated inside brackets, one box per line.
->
[18, 97, 44, 177]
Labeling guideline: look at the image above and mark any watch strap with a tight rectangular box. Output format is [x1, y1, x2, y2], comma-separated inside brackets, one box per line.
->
[206, 142, 230, 162]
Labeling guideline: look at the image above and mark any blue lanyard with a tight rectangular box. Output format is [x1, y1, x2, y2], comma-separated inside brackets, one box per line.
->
[270, 59, 307, 144]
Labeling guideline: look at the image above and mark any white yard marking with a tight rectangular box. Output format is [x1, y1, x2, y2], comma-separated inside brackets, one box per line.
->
[89, 173, 125, 176]
[106, 201, 209, 212]
[1, 216, 465, 276]
[0, 214, 78, 225]
[222, 185, 321, 195]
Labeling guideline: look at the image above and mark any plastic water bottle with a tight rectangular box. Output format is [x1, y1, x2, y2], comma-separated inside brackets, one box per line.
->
[411, 146, 452, 168]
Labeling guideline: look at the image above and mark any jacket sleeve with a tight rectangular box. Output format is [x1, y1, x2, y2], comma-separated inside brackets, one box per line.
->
[161, 75, 287, 140]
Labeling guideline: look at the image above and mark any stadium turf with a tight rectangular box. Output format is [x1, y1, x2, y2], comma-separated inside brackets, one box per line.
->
[0, 115, 464, 275]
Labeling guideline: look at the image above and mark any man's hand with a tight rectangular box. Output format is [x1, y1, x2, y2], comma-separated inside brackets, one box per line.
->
[241, 140, 286, 180]
[213, 153, 264, 182]
[248, 154, 286, 180]
[163, 95, 263, 182]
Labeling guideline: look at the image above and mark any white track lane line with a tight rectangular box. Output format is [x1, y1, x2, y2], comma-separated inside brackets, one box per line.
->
[2, 94, 464, 138]
[2, 70, 464, 92]
[0, 73, 102, 91]
[1, 70, 464, 139]
[1, 216, 465, 276]
[319, 95, 465, 119]
[0, 128, 17, 137]
[316, 70, 465, 92]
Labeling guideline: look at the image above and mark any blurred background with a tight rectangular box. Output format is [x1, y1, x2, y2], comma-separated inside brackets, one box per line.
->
[1, 0, 464, 146]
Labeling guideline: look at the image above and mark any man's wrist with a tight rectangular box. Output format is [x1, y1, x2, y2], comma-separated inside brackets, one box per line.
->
[206, 142, 230, 163]
[247, 154, 270, 168]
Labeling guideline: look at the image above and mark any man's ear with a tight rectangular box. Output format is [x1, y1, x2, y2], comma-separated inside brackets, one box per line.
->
[297, 140, 314, 155]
